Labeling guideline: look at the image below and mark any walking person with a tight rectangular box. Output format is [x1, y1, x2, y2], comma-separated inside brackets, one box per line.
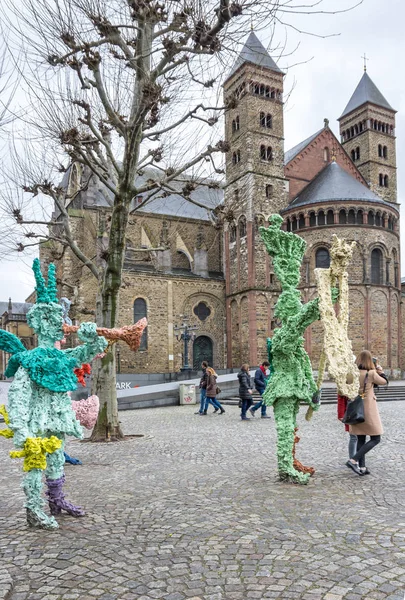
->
[205, 367, 225, 415]
[346, 350, 388, 476]
[249, 361, 271, 419]
[195, 361, 209, 415]
[238, 364, 253, 421]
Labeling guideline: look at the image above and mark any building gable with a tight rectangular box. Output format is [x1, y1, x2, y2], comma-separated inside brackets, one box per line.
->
[284, 125, 366, 201]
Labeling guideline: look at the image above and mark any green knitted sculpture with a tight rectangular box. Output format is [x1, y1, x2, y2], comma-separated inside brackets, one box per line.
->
[1, 259, 107, 529]
[260, 215, 322, 484]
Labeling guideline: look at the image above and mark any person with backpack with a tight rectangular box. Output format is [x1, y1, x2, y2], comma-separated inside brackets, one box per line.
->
[249, 361, 271, 419]
[238, 364, 253, 421]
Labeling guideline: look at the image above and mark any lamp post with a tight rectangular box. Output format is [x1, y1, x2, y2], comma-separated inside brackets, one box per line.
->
[116, 344, 121, 374]
[174, 316, 198, 371]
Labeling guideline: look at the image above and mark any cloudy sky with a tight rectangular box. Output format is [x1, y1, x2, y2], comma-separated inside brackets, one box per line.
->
[1, 0, 404, 301]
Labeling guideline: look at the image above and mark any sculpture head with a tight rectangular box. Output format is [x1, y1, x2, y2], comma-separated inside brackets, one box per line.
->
[26, 259, 64, 347]
[259, 215, 306, 289]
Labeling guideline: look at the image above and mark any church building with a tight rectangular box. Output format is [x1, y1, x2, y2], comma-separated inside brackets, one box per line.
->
[48, 32, 401, 376]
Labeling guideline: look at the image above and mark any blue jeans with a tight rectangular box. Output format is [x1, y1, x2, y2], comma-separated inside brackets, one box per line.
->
[205, 396, 222, 411]
[199, 389, 206, 413]
[250, 390, 267, 416]
[241, 398, 253, 418]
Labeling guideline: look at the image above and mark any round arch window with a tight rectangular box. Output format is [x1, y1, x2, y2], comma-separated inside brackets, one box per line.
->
[193, 302, 211, 321]
[315, 247, 330, 269]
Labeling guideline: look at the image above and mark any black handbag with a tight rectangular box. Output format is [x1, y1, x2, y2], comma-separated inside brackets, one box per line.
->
[342, 371, 368, 425]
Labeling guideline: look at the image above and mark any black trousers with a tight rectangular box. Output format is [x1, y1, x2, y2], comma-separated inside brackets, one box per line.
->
[352, 435, 381, 468]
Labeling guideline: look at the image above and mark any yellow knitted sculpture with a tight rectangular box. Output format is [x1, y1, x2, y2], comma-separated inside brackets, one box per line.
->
[10, 436, 62, 472]
[0, 404, 14, 439]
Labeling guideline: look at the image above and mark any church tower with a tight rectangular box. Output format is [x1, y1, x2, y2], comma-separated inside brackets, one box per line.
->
[338, 70, 397, 204]
[223, 32, 289, 367]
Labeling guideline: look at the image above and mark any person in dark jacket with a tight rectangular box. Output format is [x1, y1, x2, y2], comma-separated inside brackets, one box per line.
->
[249, 361, 271, 419]
[205, 367, 225, 414]
[238, 364, 253, 421]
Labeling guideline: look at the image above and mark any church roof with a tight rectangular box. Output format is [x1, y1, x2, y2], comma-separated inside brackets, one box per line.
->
[284, 129, 323, 164]
[288, 161, 389, 208]
[339, 72, 394, 119]
[0, 301, 32, 317]
[226, 32, 283, 81]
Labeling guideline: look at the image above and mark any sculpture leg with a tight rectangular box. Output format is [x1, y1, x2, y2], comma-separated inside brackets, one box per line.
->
[273, 397, 310, 484]
[23, 469, 58, 530]
[45, 442, 85, 517]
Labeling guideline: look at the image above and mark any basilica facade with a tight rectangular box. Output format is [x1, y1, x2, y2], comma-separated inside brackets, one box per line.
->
[48, 32, 401, 375]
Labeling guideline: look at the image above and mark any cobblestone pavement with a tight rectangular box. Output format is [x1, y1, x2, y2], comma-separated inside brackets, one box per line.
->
[1, 402, 405, 600]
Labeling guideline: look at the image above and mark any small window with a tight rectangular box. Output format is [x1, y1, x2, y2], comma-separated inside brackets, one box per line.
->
[327, 210, 334, 225]
[230, 225, 236, 243]
[339, 210, 347, 225]
[265, 184, 273, 198]
[379, 173, 383, 186]
[260, 112, 266, 127]
[134, 298, 148, 350]
[384, 175, 389, 188]
[348, 209, 356, 224]
[383, 146, 387, 159]
[356, 147, 360, 160]
[316, 248, 330, 269]
[324, 147, 330, 162]
[356, 210, 363, 225]
[375, 212, 381, 227]
[260, 146, 272, 161]
[318, 210, 325, 226]
[368, 211, 375, 225]
[193, 302, 211, 322]
[298, 214, 305, 229]
[232, 150, 241, 165]
[239, 218, 246, 238]
[378, 144, 382, 158]
[309, 212, 316, 227]
[371, 249, 382, 284]
[266, 114, 272, 129]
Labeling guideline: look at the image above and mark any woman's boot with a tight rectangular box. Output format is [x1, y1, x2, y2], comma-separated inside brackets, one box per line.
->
[46, 475, 85, 517]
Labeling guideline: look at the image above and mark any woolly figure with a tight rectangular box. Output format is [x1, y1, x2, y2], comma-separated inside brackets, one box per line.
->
[260, 215, 335, 484]
[314, 236, 359, 399]
[0, 259, 107, 529]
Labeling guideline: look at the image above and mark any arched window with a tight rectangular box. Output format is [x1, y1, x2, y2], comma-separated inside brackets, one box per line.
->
[265, 86, 271, 98]
[266, 114, 272, 129]
[378, 144, 382, 158]
[371, 249, 382, 284]
[229, 224, 236, 243]
[265, 184, 273, 198]
[375, 212, 381, 227]
[134, 298, 147, 350]
[356, 209, 363, 225]
[232, 150, 241, 164]
[260, 145, 266, 160]
[327, 210, 334, 225]
[323, 147, 330, 162]
[309, 212, 316, 227]
[379, 173, 384, 186]
[384, 175, 389, 188]
[368, 211, 375, 225]
[67, 163, 82, 201]
[388, 216, 393, 231]
[260, 112, 266, 127]
[286, 218, 291, 232]
[348, 209, 356, 224]
[298, 214, 305, 229]
[271, 90, 276, 99]
[318, 210, 325, 226]
[351, 149, 356, 161]
[356, 147, 360, 160]
[383, 146, 387, 159]
[259, 84, 265, 96]
[291, 216, 297, 231]
[232, 115, 240, 133]
[239, 217, 246, 238]
[260, 146, 272, 161]
[316, 248, 330, 269]
[339, 210, 347, 224]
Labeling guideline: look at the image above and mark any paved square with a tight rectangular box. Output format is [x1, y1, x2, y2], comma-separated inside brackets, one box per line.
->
[1, 402, 405, 600]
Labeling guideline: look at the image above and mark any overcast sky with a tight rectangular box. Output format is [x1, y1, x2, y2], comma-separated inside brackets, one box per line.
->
[1, 0, 404, 302]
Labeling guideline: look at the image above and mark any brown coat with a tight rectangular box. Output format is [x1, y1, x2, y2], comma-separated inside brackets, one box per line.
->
[350, 369, 387, 436]
[206, 374, 217, 397]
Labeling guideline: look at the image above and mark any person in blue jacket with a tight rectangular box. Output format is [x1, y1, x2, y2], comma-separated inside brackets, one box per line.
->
[249, 361, 271, 419]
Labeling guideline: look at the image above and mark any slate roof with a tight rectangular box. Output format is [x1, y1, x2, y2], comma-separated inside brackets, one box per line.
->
[288, 161, 391, 209]
[0, 302, 33, 317]
[226, 32, 282, 81]
[284, 129, 323, 165]
[340, 72, 394, 119]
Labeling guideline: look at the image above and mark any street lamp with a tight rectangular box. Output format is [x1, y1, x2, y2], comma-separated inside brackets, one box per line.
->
[116, 344, 121, 374]
[174, 316, 198, 371]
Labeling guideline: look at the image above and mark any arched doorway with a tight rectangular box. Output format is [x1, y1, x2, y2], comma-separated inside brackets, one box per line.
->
[193, 336, 213, 370]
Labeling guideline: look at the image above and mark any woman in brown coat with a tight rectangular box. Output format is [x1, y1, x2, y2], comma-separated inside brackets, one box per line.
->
[346, 350, 387, 476]
[205, 367, 225, 415]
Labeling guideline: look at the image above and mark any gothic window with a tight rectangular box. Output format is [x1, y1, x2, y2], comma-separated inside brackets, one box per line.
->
[265, 184, 273, 198]
[309, 212, 316, 227]
[356, 209, 363, 225]
[348, 209, 356, 224]
[193, 302, 211, 322]
[232, 150, 241, 164]
[371, 249, 382, 284]
[339, 210, 347, 224]
[134, 298, 147, 350]
[316, 248, 330, 269]
[384, 175, 389, 187]
[239, 217, 246, 238]
[327, 210, 334, 225]
[318, 210, 325, 226]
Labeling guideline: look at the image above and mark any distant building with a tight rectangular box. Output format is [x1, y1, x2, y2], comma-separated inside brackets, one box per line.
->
[0, 299, 34, 378]
[40, 32, 401, 375]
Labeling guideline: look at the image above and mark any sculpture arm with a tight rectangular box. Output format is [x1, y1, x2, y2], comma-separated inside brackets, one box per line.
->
[294, 298, 320, 334]
[7, 368, 33, 448]
[65, 322, 107, 365]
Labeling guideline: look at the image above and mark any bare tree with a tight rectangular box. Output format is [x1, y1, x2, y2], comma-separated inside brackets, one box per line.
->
[0, 0, 363, 440]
